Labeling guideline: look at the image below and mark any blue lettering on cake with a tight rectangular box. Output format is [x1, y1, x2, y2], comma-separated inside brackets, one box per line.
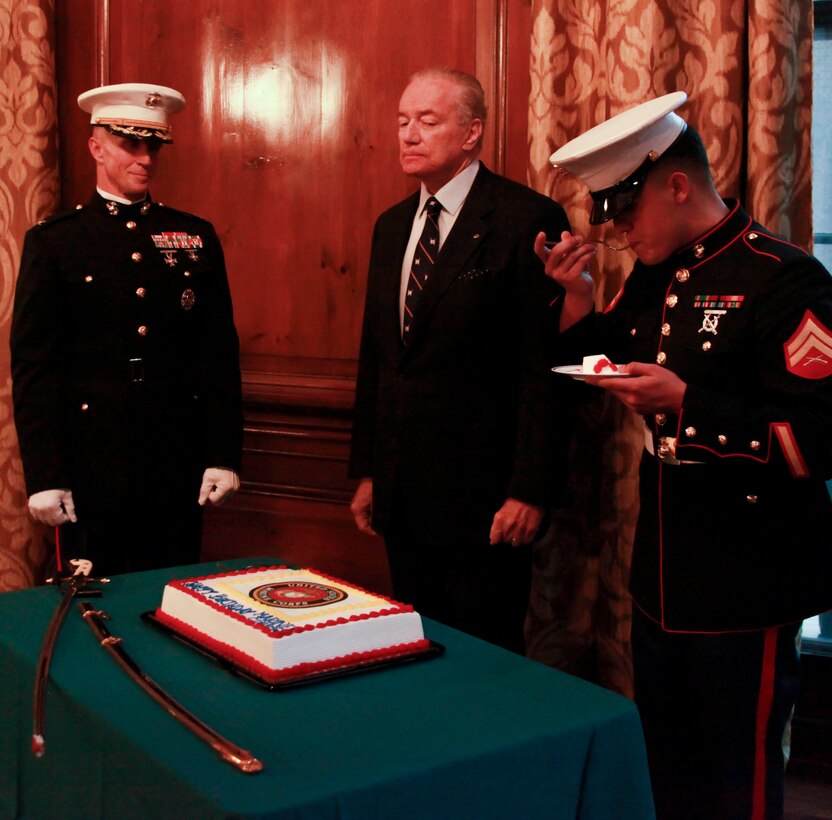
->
[184, 581, 292, 631]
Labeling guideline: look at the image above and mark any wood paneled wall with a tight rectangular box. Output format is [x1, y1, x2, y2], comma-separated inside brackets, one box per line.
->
[54, 0, 534, 592]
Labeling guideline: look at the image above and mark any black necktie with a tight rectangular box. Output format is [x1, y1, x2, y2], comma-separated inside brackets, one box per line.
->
[403, 197, 442, 343]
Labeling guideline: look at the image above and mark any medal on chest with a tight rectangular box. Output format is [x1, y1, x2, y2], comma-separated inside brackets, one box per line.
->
[693, 295, 744, 336]
[151, 231, 203, 266]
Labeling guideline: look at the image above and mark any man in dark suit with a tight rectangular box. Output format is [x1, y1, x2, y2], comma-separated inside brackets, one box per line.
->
[11, 83, 243, 577]
[349, 68, 573, 653]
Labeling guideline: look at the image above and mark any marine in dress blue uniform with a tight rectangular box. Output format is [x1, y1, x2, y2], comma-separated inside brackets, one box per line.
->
[11, 84, 242, 576]
[536, 93, 832, 819]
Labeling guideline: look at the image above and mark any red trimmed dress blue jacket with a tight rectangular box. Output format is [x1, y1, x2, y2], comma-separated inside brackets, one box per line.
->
[561, 200, 832, 633]
[11, 193, 243, 526]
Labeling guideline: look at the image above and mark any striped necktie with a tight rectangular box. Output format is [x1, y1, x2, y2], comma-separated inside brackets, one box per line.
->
[403, 197, 442, 343]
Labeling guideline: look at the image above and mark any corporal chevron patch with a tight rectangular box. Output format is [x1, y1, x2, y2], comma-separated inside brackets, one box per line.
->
[784, 310, 832, 379]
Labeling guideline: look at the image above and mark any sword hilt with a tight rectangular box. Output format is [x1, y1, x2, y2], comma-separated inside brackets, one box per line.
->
[45, 576, 111, 587]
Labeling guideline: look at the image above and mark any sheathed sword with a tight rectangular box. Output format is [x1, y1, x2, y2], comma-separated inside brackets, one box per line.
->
[32, 558, 109, 757]
[78, 602, 263, 774]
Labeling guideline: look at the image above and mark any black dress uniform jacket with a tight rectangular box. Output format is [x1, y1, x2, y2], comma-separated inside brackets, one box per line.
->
[11, 194, 242, 555]
[349, 165, 572, 542]
[562, 200, 832, 632]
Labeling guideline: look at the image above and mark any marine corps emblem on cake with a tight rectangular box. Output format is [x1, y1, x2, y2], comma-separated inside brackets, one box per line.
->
[250, 581, 348, 608]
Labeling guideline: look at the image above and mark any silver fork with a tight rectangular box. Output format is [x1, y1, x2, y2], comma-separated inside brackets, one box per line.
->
[544, 238, 631, 252]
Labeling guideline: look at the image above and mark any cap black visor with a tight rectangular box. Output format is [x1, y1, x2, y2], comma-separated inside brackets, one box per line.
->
[589, 157, 654, 224]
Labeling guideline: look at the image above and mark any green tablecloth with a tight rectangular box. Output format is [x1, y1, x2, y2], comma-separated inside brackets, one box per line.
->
[0, 558, 655, 819]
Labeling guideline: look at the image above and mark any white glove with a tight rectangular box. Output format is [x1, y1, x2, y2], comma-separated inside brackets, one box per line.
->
[28, 489, 77, 526]
[198, 468, 240, 506]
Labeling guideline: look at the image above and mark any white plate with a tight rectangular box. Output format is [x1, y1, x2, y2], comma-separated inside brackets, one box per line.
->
[552, 365, 631, 380]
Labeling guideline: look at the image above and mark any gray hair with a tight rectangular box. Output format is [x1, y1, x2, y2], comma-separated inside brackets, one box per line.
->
[408, 67, 488, 131]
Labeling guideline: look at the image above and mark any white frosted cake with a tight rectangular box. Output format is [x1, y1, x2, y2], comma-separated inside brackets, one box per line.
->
[155, 566, 429, 683]
[582, 354, 620, 375]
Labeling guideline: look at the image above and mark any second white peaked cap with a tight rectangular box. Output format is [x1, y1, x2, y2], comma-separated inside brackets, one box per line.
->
[549, 91, 688, 223]
[77, 83, 186, 143]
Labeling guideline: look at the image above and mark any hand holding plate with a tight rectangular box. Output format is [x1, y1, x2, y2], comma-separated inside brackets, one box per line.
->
[589, 362, 687, 414]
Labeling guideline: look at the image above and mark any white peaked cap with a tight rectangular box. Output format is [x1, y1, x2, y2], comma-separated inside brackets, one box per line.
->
[78, 82, 186, 143]
[549, 91, 688, 192]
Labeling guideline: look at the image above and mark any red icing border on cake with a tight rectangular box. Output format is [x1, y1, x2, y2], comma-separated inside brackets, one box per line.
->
[154, 608, 430, 683]
[167, 566, 415, 638]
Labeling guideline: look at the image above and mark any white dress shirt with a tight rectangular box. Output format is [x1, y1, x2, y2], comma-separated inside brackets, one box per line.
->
[399, 160, 480, 330]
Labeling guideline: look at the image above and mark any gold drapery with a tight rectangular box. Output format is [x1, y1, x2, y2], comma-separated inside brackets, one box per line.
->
[526, 0, 813, 697]
[0, 0, 59, 591]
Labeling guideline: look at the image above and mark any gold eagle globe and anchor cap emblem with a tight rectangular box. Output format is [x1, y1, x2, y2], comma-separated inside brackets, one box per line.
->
[77, 82, 186, 143]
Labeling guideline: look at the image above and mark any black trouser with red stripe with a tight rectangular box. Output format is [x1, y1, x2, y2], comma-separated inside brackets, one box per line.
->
[632, 608, 802, 820]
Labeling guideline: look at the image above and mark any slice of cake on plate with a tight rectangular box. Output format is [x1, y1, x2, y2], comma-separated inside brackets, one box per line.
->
[582, 354, 620, 375]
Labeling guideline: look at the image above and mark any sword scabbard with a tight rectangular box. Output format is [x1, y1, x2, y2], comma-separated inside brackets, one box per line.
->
[79, 602, 264, 774]
[31, 559, 109, 757]
[31, 588, 75, 757]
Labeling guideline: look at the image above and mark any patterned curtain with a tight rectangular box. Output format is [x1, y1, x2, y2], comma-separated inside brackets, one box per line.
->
[0, 0, 59, 591]
[526, 0, 813, 697]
